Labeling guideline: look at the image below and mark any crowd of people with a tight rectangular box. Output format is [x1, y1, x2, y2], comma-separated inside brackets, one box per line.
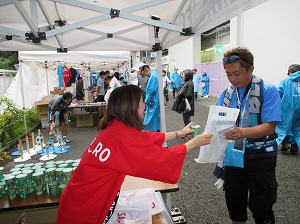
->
[54, 47, 300, 224]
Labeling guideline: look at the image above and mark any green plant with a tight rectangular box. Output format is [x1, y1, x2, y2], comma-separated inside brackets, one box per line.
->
[0, 97, 39, 150]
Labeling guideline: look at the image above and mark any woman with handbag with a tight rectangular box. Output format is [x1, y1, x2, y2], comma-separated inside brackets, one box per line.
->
[177, 69, 195, 130]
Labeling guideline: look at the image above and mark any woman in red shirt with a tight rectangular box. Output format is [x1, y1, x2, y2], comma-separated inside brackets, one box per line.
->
[56, 85, 212, 224]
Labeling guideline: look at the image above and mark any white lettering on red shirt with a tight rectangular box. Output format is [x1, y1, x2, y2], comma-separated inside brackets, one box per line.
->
[87, 142, 111, 162]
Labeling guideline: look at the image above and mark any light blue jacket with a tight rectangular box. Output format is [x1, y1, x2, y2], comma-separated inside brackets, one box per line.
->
[170, 72, 180, 89]
[201, 72, 210, 96]
[144, 70, 160, 131]
[192, 73, 201, 92]
[276, 71, 300, 146]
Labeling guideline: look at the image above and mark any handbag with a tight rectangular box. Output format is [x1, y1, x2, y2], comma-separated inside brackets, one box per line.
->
[183, 98, 191, 113]
[171, 95, 186, 114]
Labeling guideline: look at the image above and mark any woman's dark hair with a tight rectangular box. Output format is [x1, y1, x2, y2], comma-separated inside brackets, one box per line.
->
[104, 75, 113, 82]
[183, 69, 193, 82]
[113, 72, 120, 80]
[98, 85, 146, 131]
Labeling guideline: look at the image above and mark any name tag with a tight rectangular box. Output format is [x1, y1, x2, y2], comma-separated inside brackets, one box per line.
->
[265, 146, 274, 152]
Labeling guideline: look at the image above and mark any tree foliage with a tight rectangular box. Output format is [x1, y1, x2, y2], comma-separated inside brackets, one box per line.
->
[0, 51, 18, 70]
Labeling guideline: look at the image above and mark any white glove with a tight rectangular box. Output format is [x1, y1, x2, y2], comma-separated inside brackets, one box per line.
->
[214, 178, 224, 190]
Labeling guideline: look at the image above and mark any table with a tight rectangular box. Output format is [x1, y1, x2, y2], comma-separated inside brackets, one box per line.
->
[0, 176, 178, 223]
[68, 102, 106, 111]
[68, 102, 107, 127]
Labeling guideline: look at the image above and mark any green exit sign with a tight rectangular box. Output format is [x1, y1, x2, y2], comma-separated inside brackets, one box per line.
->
[215, 45, 223, 54]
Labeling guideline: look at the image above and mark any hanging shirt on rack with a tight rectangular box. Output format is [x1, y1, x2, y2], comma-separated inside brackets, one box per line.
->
[57, 64, 64, 87]
[63, 66, 71, 87]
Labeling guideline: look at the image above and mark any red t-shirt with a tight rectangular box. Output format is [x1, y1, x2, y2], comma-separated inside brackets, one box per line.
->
[63, 67, 71, 87]
[56, 119, 187, 224]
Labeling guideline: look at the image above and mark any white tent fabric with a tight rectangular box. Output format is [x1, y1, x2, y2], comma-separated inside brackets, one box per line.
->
[5, 61, 58, 109]
[5, 51, 131, 109]
[0, 0, 267, 51]
[19, 51, 131, 71]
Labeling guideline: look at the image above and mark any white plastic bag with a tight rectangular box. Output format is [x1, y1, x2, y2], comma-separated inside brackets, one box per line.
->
[194, 105, 239, 163]
[184, 98, 191, 113]
[108, 188, 165, 224]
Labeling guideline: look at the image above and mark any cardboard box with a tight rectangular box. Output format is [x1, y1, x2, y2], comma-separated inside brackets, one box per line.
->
[50, 90, 64, 95]
[75, 114, 93, 127]
[36, 101, 49, 119]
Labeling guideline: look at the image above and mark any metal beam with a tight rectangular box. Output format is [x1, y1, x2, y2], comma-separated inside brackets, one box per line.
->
[67, 36, 107, 50]
[78, 27, 106, 36]
[78, 25, 151, 48]
[113, 36, 152, 48]
[120, 13, 183, 33]
[0, 0, 11, 7]
[54, 0, 110, 14]
[36, 0, 64, 49]
[113, 24, 145, 36]
[30, 0, 37, 28]
[0, 35, 57, 50]
[0, 25, 25, 37]
[46, 14, 110, 37]
[11, 0, 39, 37]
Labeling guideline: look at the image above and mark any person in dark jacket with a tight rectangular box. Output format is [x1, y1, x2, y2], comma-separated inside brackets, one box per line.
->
[75, 77, 84, 100]
[178, 69, 194, 128]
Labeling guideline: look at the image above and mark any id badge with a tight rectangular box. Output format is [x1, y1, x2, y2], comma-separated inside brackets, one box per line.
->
[233, 138, 246, 151]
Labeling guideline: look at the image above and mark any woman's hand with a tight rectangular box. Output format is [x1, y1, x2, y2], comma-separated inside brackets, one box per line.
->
[185, 133, 213, 152]
[179, 122, 197, 136]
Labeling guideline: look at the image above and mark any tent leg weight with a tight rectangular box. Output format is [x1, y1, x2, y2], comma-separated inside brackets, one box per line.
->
[172, 215, 186, 224]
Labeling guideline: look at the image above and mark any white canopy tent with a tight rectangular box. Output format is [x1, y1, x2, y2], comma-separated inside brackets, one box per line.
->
[5, 51, 131, 109]
[0, 0, 267, 132]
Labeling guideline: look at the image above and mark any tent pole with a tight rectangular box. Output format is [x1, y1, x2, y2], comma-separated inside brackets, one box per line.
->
[20, 62, 28, 137]
[45, 65, 49, 95]
[156, 50, 166, 134]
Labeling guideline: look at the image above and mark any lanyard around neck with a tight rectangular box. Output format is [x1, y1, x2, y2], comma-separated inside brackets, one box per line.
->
[236, 82, 251, 126]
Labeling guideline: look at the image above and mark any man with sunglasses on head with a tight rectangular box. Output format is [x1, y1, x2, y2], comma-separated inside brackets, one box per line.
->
[213, 47, 281, 224]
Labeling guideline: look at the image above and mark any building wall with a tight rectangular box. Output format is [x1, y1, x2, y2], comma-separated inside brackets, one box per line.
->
[230, 0, 300, 86]
[168, 38, 195, 73]
[201, 33, 230, 63]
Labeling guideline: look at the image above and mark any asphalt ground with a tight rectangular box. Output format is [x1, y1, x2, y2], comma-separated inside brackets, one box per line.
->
[3, 94, 300, 224]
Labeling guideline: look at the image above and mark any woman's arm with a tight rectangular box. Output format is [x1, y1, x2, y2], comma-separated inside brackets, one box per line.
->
[165, 122, 196, 141]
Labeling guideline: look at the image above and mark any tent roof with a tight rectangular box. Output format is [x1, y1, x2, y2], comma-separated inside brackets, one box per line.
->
[19, 51, 131, 71]
[0, 0, 267, 52]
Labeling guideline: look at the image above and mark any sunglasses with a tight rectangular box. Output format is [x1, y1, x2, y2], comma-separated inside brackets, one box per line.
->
[223, 55, 251, 65]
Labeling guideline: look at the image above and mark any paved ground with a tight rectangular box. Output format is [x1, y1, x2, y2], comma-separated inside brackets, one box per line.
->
[3, 95, 300, 223]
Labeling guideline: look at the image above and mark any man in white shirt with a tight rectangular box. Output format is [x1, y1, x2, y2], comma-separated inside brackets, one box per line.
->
[162, 70, 170, 107]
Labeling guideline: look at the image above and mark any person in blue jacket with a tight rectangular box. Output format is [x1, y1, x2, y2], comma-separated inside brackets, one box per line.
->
[170, 68, 180, 98]
[142, 65, 160, 131]
[201, 72, 210, 97]
[276, 64, 300, 154]
[192, 68, 201, 101]
[214, 47, 281, 224]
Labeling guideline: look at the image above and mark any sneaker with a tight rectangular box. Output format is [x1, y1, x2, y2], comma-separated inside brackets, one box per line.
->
[164, 105, 168, 107]
[281, 142, 291, 151]
[290, 143, 299, 155]
[63, 137, 71, 143]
